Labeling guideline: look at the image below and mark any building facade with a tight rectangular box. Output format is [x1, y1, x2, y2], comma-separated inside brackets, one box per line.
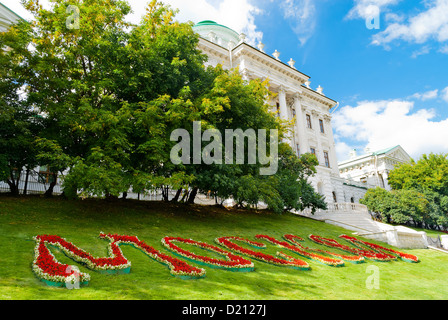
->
[0, 3, 23, 32]
[339, 145, 412, 191]
[193, 21, 370, 205]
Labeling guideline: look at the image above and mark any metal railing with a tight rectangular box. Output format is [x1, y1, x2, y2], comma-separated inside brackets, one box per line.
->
[0, 170, 63, 195]
[0, 169, 227, 205]
[298, 202, 369, 216]
[427, 236, 443, 249]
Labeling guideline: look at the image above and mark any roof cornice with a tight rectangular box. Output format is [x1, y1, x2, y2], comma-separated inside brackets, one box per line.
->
[301, 85, 338, 109]
[231, 42, 310, 83]
[197, 36, 338, 109]
[0, 3, 26, 22]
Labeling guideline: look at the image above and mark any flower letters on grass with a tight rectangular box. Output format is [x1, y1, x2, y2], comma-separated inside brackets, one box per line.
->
[32, 232, 420, 288]
[215, 236, 310, 270]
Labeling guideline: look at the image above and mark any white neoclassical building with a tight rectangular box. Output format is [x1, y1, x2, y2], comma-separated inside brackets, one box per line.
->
[192, 20, 371, 205]
[339, 145, 412, 191]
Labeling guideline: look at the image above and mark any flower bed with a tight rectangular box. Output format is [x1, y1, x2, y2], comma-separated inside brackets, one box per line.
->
[33, 235, 92, 287]
[339, 235, 419, 263]
[161, 237, 254, 272]
[33, 233, 206, 287]
[215, 236, 310, 270]
[284, 235, 365, 264]
[254, 235, 345, 267]
[33, 232, 421, 289]
[105, 234, 206, 279]
[308, 235, 396, 262]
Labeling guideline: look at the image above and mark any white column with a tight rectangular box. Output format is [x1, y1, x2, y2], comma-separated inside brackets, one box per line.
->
[241, 69, 250, 82]
[382, 170, 391, 190]
[279, 86, 293, 146]
[324, 115, 340, 174]
[293, 93, 308, 155]
[278, 86, 288, 121]
[312, 110, 323, 165]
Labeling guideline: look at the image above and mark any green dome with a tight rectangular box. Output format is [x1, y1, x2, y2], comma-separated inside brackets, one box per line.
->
[193, 20, 240, 49]
[195, 20, 218, 26]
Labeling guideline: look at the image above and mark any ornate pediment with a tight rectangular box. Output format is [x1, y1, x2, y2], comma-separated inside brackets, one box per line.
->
[388, 147, 411, 163]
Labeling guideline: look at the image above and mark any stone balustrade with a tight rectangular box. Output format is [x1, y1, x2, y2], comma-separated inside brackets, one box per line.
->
[299, 202, 369, 217]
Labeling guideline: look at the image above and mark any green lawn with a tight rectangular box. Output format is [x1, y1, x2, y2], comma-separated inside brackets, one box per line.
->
[1, 195, 447, 300]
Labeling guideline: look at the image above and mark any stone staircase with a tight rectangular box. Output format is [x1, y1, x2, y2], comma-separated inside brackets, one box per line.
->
[295, 203, 428, 249]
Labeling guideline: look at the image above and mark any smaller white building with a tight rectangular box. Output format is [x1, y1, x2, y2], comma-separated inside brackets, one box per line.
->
[0, 3, 23, 32]
[338, 145, 412, 191]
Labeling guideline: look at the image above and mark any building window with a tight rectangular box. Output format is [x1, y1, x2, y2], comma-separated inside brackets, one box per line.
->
[276, 102, 280, 117]
[319, 119, 325, 133]
[317, 182, 323, 195]
[324, 151, 330, 168]
[38, 166, 57, 184]
[306, 114, 312, 129]
[332, 192, 337, 203]
[310, 148, 316, 156]
[379, 174, 385, 188]
[296, 144, 300, 157]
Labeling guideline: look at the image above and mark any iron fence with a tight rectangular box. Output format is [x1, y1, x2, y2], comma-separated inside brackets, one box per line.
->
[427, 236, 442, 249]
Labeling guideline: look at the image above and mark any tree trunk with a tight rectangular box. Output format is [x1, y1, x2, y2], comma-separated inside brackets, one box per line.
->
[6, 180, 19, 196]
[105, 190, 118, 201]
[161, 187, 169, 202]
[187, 187, 198, 204]
[122, 192, 128, 200]
[180, 190, 189, 203]
[171, 188, 183, 202]
[23, 168, 30, 195]
[44, 173, 58, 197]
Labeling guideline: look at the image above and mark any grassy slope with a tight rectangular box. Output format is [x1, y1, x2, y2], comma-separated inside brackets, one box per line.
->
[1, 195, 447, 300]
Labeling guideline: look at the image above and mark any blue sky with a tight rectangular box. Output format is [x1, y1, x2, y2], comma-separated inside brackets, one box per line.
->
[3, 0, 448, 161]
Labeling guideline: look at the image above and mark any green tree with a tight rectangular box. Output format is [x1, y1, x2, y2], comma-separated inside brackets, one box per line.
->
[360, 187, 393, 222]
[172, 68, 325, 213]
[389, 189, 429, 226]
[3, 0, 326, 214]
[388, 153, 448, 229]
[389, 153, 448, 196]
[361, 187, 429, 226]
[12, 0, 208, 199]
[0, 18, 43, 195]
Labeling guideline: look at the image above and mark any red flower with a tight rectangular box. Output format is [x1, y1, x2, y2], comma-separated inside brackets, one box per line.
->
[216, 236, 310, 270]
[161, 237, 254, 271]
[339, 235, 419, 263]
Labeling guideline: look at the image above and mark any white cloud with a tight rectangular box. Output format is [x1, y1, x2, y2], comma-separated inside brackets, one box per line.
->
[2, 0, 264, 45]
[411, 45, 431, 58]
[335, 140, 361, 162]
[372, 0, 448, 46]
[333, 98, 448, 159]
[410, 89, 439, 101]
[385, 12, 405, 23]
[127, 0, 264, 45]
[346, 0, 401, 20]
[279, 0, 317, 46]
[442, 86, 448, 102]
